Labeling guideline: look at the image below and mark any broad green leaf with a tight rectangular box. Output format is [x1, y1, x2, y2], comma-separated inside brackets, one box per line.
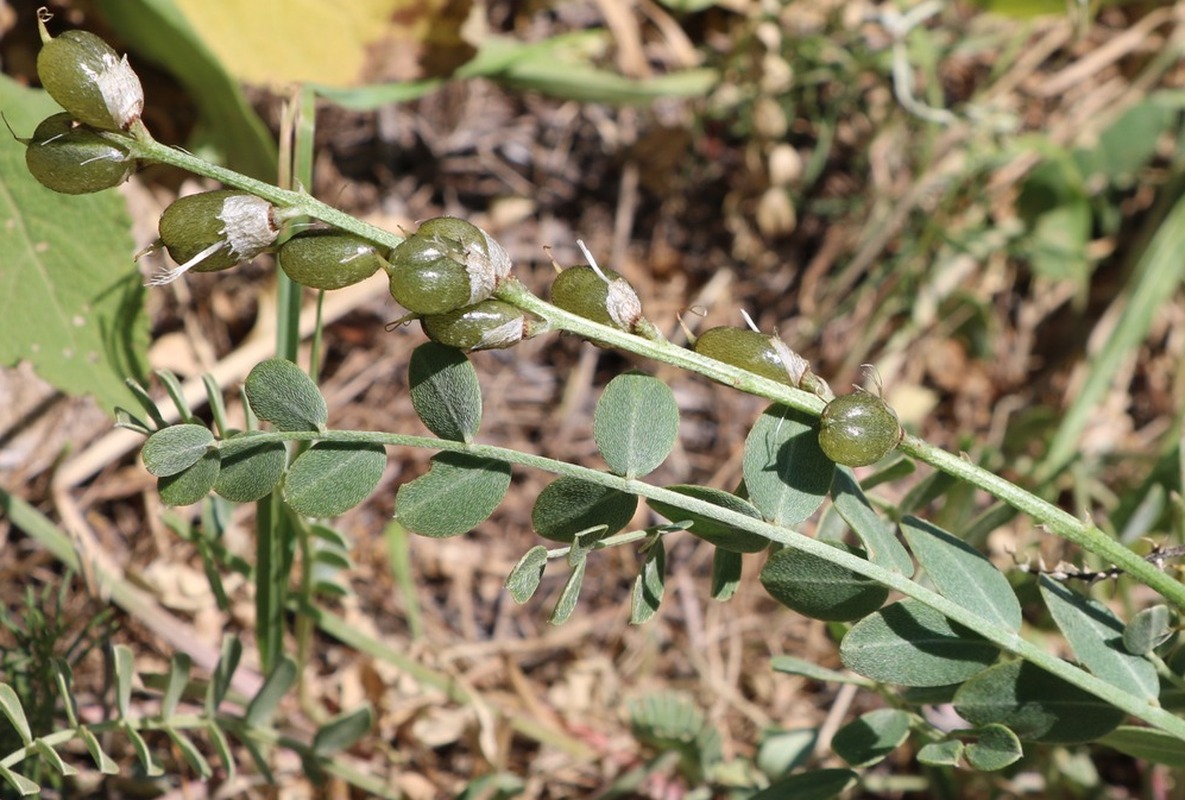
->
[1123, 605, 1173, 655]
[831, 469, 914, 576]
[839, 599, 999, 687]
[505, 545, 548, 604]
[743, 404, 835, 525]
[214, 433, 287, 502]
[0, 764, 38, 796]
[901, 517, 1021, 631]
[284, 441, 387, 517]
[312, 704, 374, 756]
[244, 358, 328, 432]
[648, 485, 768, 553]
[531, 476, 637, 543]
[245, 656, 298, 728]
[760, 543, 888, 622]
[964, 724, 1022, 771]
[549, 557, 586, 625]
[166, 727, 212, 778]
[408, 343, 482, 442]
[710, 547, 742, 601]
[158, 449, 220, 506]
[630, 539, 665, 624]
[0, 77, 148, 413]
[160, 652, 192, 721]
[0, 685, 31, 744]
[96, 0, 277, 180]
[124, 723, 163, 776]
[756, 728, 816, 779]
[32, 738, 77, 776]
[113, 644, 134, 718]
[78, 726, 119, 774]
[770, 656, 870, 686]
[831, 708, 911, 767]
[953, 660, 1125, 743]
[593, 371, 679, 478]
[1098, 725, 1185, 767]
[1093, 98, 1176, 181]
[1039, 577, 1159, 702]
[142, 424, 216, 477]
[208, 635, 243, 712]
[748, 768, 857, 800]
[916, 740, 963, 767]
[395, 452, 511, 537]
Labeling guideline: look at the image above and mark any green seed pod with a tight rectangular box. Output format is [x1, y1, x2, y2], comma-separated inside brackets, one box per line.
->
[36, 18, 144, 131]
[818, 392, 901, 467]
[24, 112, 134, 194]
[387, 217, 510, 315]
[154, 190, 278, 285]
[420, 300, 544, 351]
[279, 230, 388, 290]
[551, 265, 642, 332]
[693, 327, 809, 386]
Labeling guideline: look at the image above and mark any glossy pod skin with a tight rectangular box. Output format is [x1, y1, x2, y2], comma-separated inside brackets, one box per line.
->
[694, 327, 796, 385]
[279, 230, 388, 290]
[818, 392, 902, 467]
[550, 265, 642, 332]
[24, 112, 134, 194]
[420, 299, 542, 351]
[36, 24, 143, 131]
[157, 190, 278, 276]
[387, 217, 510, 315]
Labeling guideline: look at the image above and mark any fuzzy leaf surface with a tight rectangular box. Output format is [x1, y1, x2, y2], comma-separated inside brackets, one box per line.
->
[506, 545, 548, 604]
[916, 740, 963, 767]
[964, 724, 1022, 771]
[549, 558, 586, 625]
[0, 685, 31, 745]
[648, 485, 768, 553]
[1123, 605, 1173, 655]
[593, 371, 679, 478]
[831, 468, 914, 575]
[1098, 726, 1185, 767]
[245, 358, 328, 432]
[284, 442, 387, 517]
[531, 476, 637, 543]
[743, 404, 835, 525]
[831, 708, 911, 767]
[408, 342, 482, 442]
[760, 544, 887, 621]
[214, 433, 287, 502]
[158, 450, 220, 506]
[142, 424, 216, 477]
[395, 452, 510, 537]
[710, 547, 742, 601]
[630, 538, 665, 624]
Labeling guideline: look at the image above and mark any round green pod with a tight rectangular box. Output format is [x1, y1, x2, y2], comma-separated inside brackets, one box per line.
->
[818, 392, 901, 467]
[420, 299, 540, 351]
[36, 26, 143, 131]
[693, 327, 794, 385]
[550, 265, 642, 332]
[387, 217, 510, 315]
[157, 190, 277, 279]
[24, 112, 134, 194]
[279, 230, 387, 290]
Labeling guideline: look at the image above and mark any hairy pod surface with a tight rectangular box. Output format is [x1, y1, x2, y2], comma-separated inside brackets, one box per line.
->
[279, 230, 388, 290]
[37, 24, 144, 131]
[420, 299, 541, 351]
[156, 190, 278, 283]
[818, 392, 902, 467]
[387, 217, 510, 315]
[24, 112, 134, 194]
[693, 327, 808, 386]
[550, 265, 643, 333]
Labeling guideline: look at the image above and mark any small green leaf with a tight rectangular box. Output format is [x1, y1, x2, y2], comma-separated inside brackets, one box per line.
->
[770, 656, 870, 686]
[155, 369, 194, 423]
[312, 704, 374, 756]
[214, 433, 287, 502]
[0, 764, 38, 796]
[245, 656, 298, 728]
[506, 546, 548, 604]
[208, 635, 243, 712]
[1098, 725, 1185, 767]
[408, 342, 482, 442]
[917, 740, 963, 767]
[284, 441, 387, 517]
[160, 652, 192, 721]
[710, 547, 742, 601]
[1039, 577, 1159, 702]
[648, 485, 768, 553]
[78, 726, 119, 774]
[394, 452, 511, 537]
[902, 516, 1022, 631]
[207, 721, 237, 781]
[113, 644, 134, 718]
[158, 449, 220, 506]
[53, 660, 79, 728]
[123, 723, 163, 776]
[32, 738, 78, 776]
[593, 371, 679, 478]
[1124, 605, 1173, 655]
[630, 538, 665, 624]
[549, 557, 587, 625]
[0, 684, 32, 745]
[953, 660, 1125, 743]
[531, 476, 637, 543]
[831, 708, 912, 767]
[743, 404, 835, 525]
[756, 728, 817, 780]
[244, 358, 328, 432]
[839, 598, 999, 687]
[831, 468, 913, 575]
[748, 768, 857, 800]
[965, 724, 1023, 771]
[166, 726, 212, 778]
[760, 543, 888, 622]
[141, 424, 216, 477]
